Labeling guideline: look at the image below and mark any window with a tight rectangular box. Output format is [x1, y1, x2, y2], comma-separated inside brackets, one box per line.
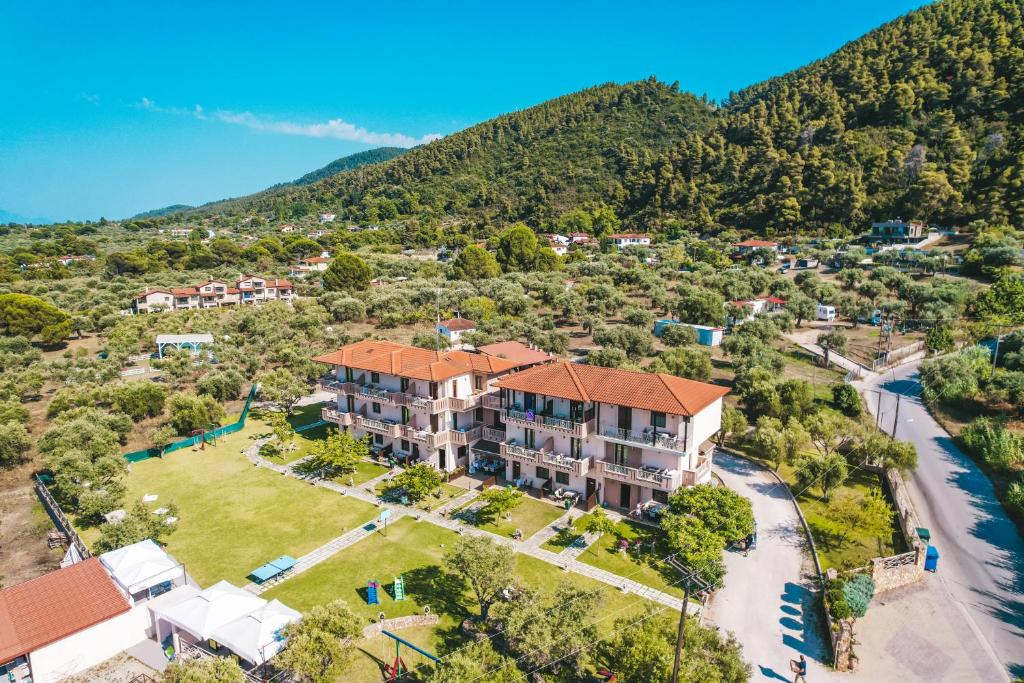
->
[475, 407, 484, 422]
[374, 433, 383, 445]
[536, 466, 550, 481]
[652, 489, 669, 504]
[401, 439, 410, 451]
[372, 402, 381, 414]
[345, 367, 354, 382]
[400, 377, 410, 393]
[570, 437, 582, 458]
[401, 407, 410, 425]
[371, 372, 380, 384]
[618, 405, 632, 431]
[613, 443, 628, 465]
[555, 471, 569, 485]
[525, 428, 536, 449]
[474, 375, 483, 391]
[651, 411, 666, 429]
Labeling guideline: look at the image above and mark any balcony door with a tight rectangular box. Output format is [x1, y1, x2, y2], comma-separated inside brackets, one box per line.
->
[620, 483, 631, 509]
[570, 401, 584, 423]
[346, 395, 355, 413]
[524, 428, 536, 449]
[618, 406, 632, 431]
[524, 392, 537, 412]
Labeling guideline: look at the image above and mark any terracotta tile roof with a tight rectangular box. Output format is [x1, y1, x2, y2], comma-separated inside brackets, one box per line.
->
[733, 239, 778, 248]
[314, 339, 523, 382]
[765, 296, 787, 304]
[0, 558, 130, 661]
[609, 233, 649, 239]
[478, 341, 553, 366]
[170, 287, 198, 296]
[303, 256, 331, 264]
[495, 361, 729, 416]
[439, 318, 476, 331]
[267, 279, 292, 288]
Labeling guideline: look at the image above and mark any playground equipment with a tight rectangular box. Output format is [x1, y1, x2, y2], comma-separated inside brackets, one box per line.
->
[393, 576, 405, 601]
[367, 580, 380, 605]
[381, 629, 439, 681]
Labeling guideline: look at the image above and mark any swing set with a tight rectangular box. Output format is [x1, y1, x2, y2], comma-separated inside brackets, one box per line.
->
[381, 629, 439, 681]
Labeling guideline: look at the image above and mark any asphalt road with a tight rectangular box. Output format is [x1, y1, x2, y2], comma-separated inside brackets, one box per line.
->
[709, 452, 837, 681]
[863, 360, 1024, 680]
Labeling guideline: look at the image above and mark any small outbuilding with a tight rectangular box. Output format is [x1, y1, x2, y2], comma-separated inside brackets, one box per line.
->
[155, 333, 214, 358]
[99, 539, 185, 604]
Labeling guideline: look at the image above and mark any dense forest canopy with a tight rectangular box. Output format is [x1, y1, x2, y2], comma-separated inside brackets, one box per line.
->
[157, 0, 1024, 236]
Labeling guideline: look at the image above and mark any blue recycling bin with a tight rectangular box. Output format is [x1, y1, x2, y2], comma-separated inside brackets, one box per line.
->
[925, 545, 939, 572]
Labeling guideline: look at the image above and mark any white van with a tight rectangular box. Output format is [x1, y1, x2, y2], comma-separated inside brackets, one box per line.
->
[816, 304, 836, 321]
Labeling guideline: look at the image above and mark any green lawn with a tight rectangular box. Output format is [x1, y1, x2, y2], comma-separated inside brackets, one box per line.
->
[373, 480, 467, 512]
[457, 490, 567, 539]
[264, 517, 650, 680]
[734, 445, 904, 570]
[89, 416, 379, 586]
[332, 460, 393, 487]
[542, 514, 683, 598]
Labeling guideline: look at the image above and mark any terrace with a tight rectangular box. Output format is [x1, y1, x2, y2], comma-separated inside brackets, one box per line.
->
[502, 407, 595, 437]
[596, 460, 680, 491]
[600, 426, 688, 454]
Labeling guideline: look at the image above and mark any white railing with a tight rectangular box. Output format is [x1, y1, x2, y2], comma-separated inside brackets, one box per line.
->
[481, 394, 502, 410]
[504, 409, 592, 436]
[482, 427, 506, 442]
[597, 460, 679, 490]
[541, 451, 591, 475]
[601, 427, 686, 453]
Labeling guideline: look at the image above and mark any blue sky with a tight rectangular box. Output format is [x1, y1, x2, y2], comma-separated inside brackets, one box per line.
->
[0, 1, 930, 222]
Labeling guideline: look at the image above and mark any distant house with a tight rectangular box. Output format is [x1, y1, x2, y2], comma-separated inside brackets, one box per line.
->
[131, 276, 293, 314]
[763, 296, 787, 313]
[545, 234, 570, 245]
[608, 233, 651, 248]
[289, 255, 332, 278]
[732, 239, 779, 255]
[795, 257, 819, 269]
[652, 320, 724, 347]
[437, 318, 477, 346]
[547, 240, 568, 256]
[318, 213, 336, 224]
[568, 232, 591, 245]
[279, 224, 295, 233]
[870, 219, 925, 241]
[169, 228, 191, 238]
[57, 255, 94, 267]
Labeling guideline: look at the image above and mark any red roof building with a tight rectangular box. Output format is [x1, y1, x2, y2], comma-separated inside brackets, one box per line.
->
[0, 558, 130, 664]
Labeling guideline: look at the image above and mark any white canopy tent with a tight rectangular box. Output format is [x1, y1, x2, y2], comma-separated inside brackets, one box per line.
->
[152, 580, 267, 640]
[99, 539, 184, 596]
[211, 599, 301, 665]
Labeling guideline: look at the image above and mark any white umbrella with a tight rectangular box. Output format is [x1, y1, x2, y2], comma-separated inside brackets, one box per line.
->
[212, 599, 302, 664]
[153, 580, 266, 640]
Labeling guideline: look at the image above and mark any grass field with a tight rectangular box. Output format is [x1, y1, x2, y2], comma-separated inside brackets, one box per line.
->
[264, 517, 650, 680]
[541, 514, 682, 597]
[88, 415, 379, 586]
[456, 491, 567, 540]
[332, 460, 393, 487]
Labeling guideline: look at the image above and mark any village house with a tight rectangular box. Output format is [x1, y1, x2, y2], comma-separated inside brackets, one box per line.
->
[131, 276, 293, 314]
[568, 232, 591, 245]
[436, 317, 477, 347]
[608, 233, 651, 248]
[870, 219, 925, 242]
[547, 240, 569, 256]
[732, 239, 779, 255]
[318, 213, 336, 224]
[288, 255, 332, 278]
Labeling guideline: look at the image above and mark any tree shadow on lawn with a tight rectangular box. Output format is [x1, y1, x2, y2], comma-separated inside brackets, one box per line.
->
[403, 565, 476, 654]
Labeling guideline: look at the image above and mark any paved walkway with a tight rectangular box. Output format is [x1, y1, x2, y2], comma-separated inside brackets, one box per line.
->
[706, 451, 835, 681]
[795, 341, 867, 373]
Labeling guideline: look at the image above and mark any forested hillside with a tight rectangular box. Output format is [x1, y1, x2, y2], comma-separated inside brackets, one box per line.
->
[191, 0, 1024, 235]
[283, 147, 407, 186]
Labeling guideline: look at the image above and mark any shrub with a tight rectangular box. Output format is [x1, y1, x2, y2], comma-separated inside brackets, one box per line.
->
[831, 383, 862, 417]
[825, 578, 852, 620]
[960, 417, 1024, 471]
[842, 573, 876, 619]
[1006, 477, 1024, 518]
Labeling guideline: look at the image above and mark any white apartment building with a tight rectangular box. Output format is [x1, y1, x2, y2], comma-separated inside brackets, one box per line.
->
[491, 361, 727, 508]
[131, 275, 293, 314]
[317, 340, 728, 509]
[315, 340, 531, 471]
[608, 233, 652, 248]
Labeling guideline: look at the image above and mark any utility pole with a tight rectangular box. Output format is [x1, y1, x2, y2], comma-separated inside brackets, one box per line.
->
[891, 392, 902, 439]
[875, 390, 882, 428]
[664, 556, 713, 683]
[992, 325, 1003, 377]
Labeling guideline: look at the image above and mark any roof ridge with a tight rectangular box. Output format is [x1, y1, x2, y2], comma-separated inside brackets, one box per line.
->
[562, 361, 590, 402]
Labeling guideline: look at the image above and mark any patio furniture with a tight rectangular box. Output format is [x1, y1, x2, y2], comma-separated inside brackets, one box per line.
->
[250, 555, 298, 584]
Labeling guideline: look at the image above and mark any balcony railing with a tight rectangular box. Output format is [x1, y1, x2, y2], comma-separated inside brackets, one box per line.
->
[503, 409, 594, 437]
[600, 427, 687, 453]
[317, 379, 444, 412]
[448, 423, 483, 445]
[356, 416, 401, 437]
[481, 426, 506, 442]
[501, 442, 543, 463]
[322, 408, 353, 426]
[596, 460, 679, 491]
[481, 394, 502, 410]
[446, 394, 482, 412]
[540, 451, 592, 476]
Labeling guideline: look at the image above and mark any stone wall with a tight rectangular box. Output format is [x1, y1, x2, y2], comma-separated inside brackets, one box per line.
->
[869, 466, 926, 593]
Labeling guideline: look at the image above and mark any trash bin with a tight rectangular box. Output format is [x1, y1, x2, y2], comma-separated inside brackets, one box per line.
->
[925, 545, 939, 572]
[916, 527, 931, 544]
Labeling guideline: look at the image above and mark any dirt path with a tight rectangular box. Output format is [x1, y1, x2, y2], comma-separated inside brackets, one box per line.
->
[0, 464, 63, 586]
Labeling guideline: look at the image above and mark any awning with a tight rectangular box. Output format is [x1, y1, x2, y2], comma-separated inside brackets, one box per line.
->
[151, 581, 266, 640]
[211, 599, 301, 665]
[99, 539, 184, 595]
[249, 556, 297, 584]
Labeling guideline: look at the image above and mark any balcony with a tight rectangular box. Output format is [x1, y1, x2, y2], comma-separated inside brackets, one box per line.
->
[501, 442, 542, 464]
[316, 379, 444, 412]
[355, 416, 401, 437]
[502, 409, 594, 437]
[596, 460, 680, 491]
[446, 394, 482, 412]
[600, 427, 687, 453]
[481, 426, 506, 442]
[481, 394, 503, 410]
[447, 423, 483, 445]
[322, 407, 353, 426]
[680, 455, 712, 486]
[540, 451, 592, 477]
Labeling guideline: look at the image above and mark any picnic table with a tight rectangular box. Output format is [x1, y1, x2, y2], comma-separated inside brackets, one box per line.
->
[250, 555, 298, 584]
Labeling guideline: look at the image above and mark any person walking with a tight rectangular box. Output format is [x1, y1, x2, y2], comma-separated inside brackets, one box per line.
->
[791, 654, 808, 682]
